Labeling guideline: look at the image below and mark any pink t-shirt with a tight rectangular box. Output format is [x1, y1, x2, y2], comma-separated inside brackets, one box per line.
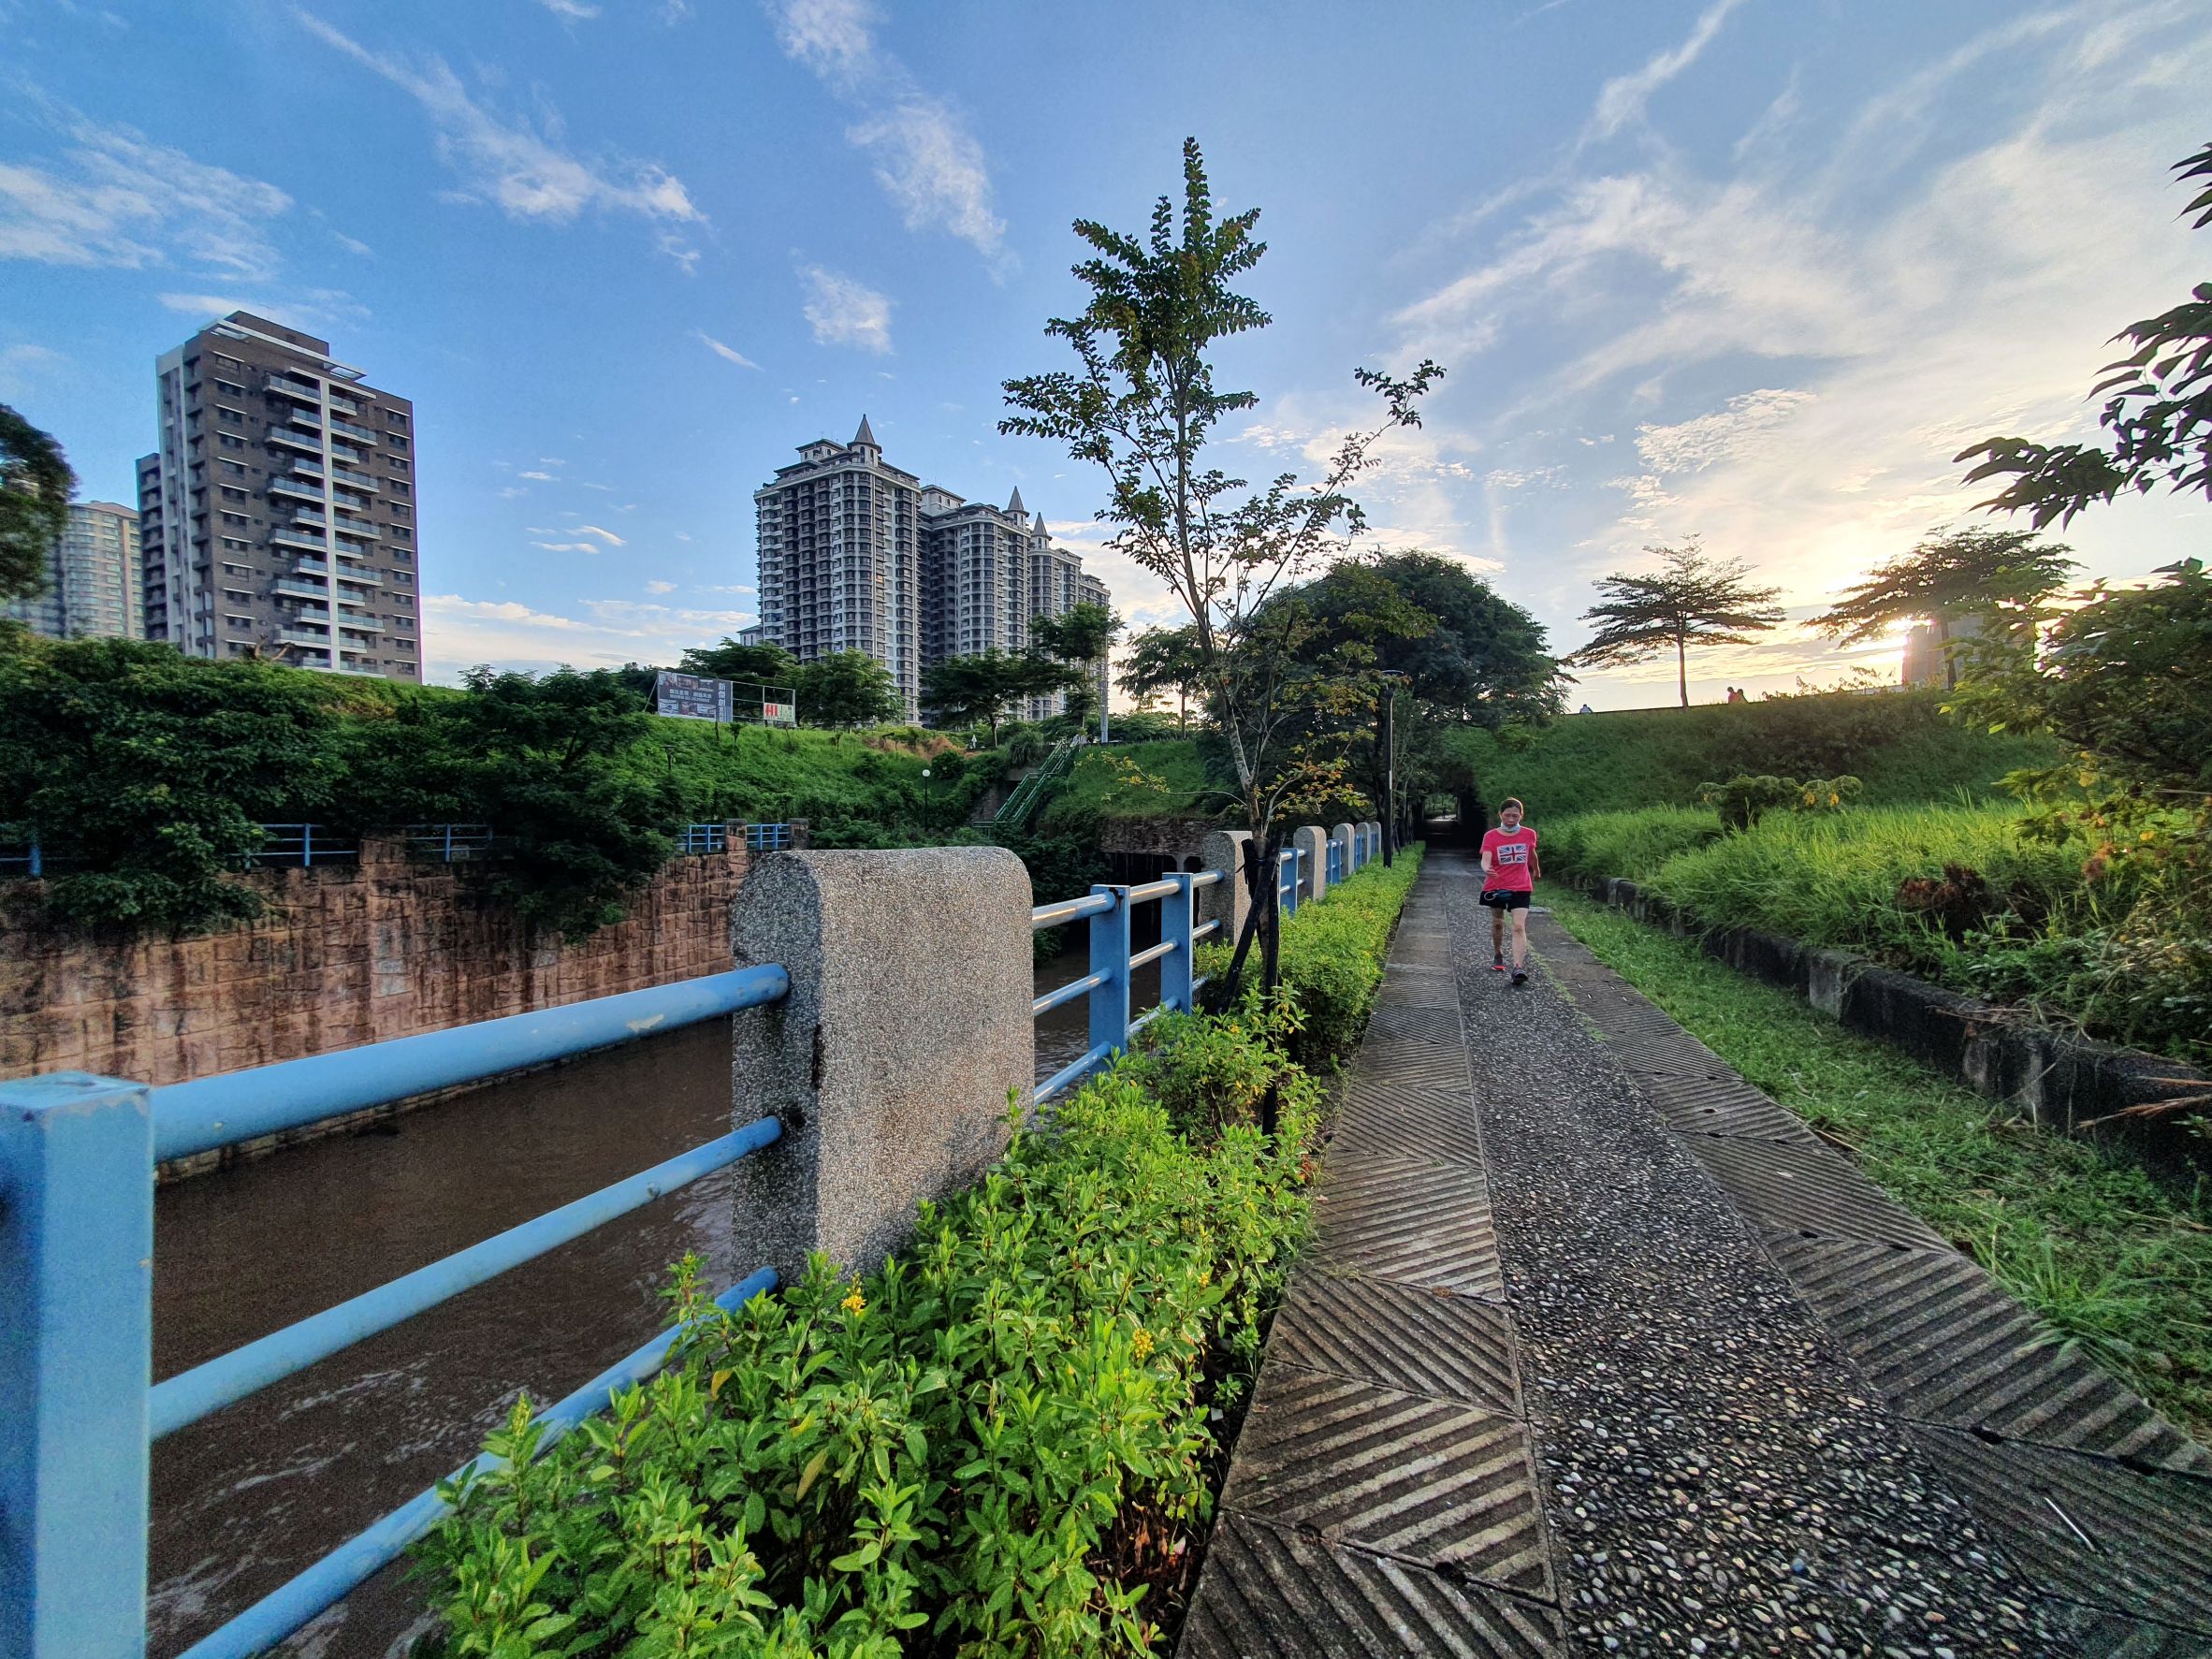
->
[1480, 826, 1538, 892]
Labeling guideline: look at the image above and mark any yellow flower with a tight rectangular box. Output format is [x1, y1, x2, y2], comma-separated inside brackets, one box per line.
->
[1132, 1328, 1155, 1361]
[1197, 1270, 1212, 1288]
[840, 1289, 866, 1317]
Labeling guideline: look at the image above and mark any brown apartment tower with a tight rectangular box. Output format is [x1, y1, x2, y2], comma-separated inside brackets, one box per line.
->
[137, 311, 423, 680]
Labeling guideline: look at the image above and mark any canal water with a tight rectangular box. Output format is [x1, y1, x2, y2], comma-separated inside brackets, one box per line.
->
[148, 945, 1163, 1658]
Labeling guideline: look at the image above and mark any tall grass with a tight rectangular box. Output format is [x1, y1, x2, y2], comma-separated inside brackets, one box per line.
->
[1540, 806, 1724, 883]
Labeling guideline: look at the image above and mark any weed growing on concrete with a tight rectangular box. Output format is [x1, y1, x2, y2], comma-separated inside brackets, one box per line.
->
[1547, 888, 2212, 1443]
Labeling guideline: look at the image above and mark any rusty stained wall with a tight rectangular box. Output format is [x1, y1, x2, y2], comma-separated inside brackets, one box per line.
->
[0, 836, 749, 1087]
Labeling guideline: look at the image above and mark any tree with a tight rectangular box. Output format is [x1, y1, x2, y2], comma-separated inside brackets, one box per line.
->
[0, 636, 346, 932]
[1028, 601, 1117, 665]
[1001, 138, 1440, 853]
[1566, 538, 1783, 707]
[1809, 526, 2078, 689]
[1117, 623, 1206, 729]
[1, 403, 74, 602]
[792, 649, 903, 728]
[924, 648, 1070, 743]
[1957, 142, 2212, 528]
[679, 637, 799, 688]
[342, 667, 680, 939]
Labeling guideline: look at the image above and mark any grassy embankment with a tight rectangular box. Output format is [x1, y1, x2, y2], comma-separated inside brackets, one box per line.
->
[1546, 888, 2212, 1442]
[1446, 688, 2059, 818]
[1038, 739, 1220, 831]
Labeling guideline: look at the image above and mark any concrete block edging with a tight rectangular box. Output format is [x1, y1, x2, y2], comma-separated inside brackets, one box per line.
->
[1577, 874, 2209, 1178]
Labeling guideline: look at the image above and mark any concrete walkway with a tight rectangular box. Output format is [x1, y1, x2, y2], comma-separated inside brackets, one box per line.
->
[1179, 851, 2212, 1658]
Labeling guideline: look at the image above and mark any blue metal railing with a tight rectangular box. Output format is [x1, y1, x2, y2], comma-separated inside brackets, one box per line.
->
[0, 966, 792, 1659]
[241, 822, 357, 869]
[679, 822, 728, 854]
[1027, 822, 1377, 1105]
[3, 822, 794, 877]
[405, 822, 494, 862]
[747, 822, 793, 851]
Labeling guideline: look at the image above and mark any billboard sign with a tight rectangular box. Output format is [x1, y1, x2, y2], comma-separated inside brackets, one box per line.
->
[654, 671, 734, 723]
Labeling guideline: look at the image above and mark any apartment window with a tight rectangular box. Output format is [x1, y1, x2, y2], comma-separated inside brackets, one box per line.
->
[222, 561, 252, 575]
[386, 435, 410, 453]
[221, 513, 249, 528]
[215, 379, 246, 397]
[222, 540, 251, 555]
[224, 589, 253, 604]
[219, 435, 245, 451]
[224, 614, 255, 630]
[391, 572, 415, 587]
[391, 481, 412, 497]
[389, 505, 411, 520]
[220, 487, 246, 502]
[386, 411, 409, 429]
[217, 406, 243, 425]
[220, 460, 245, 477]
[391, 527, 413, 542]
[387, 457, 409, 473]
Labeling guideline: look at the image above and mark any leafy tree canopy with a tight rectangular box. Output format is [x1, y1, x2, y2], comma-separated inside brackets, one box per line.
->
[792, 649, 904, 728]
[679, 637, 800, 688]
[0, 403, 74, 602]
[1028, 601, 1118, 664]
[923, 648, 1069, 743]
[1117, 623, 1206, 727]
[1565, 538, 1783, 707]
[1957, 143, 2212, 527]
[0, 635, 349, 932]
[1811, 527, 2079, 646]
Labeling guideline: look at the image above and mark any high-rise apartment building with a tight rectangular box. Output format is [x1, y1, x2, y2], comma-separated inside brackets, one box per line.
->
[138, 311, 423, 680]
[3, 501, 142, 641]
[754, 418, 1111, 723]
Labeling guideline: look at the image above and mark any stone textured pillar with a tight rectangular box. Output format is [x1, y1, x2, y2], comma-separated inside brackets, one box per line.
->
[1198, 829, 1252, 945]
[1293, 824, 1329, 904]
[725, 848, 1035, 1281]
[1331, 822, 1355, 881]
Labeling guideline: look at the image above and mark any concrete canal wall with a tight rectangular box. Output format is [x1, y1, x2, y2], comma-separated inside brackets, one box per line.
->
[0, 832, 765, 1090]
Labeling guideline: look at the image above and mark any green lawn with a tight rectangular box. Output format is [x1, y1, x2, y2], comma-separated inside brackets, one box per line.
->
[1041, 738, 1220, 827]
[1546, 887, 2212, 1444]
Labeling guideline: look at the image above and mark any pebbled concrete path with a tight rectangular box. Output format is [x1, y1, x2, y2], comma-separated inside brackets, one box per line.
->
[1178, 852, 2212, 1658]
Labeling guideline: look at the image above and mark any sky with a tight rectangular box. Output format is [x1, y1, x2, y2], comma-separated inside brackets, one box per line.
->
[2, 0, 2205, 709]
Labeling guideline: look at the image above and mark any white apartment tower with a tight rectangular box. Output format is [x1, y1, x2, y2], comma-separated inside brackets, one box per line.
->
[753, 415, 923, 716]
[755, 417, 1110, 723]
[3, 501, 141, 640]
[138, 311, 422, 680]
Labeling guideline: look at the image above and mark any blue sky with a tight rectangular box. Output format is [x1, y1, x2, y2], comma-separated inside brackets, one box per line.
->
[3, 0, 2206, 707]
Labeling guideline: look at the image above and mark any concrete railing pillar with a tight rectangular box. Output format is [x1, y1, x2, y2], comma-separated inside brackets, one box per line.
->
[1198, 829, 1252, 944]
[1330, 822, 1355, 883]
[1292, 824, 1329, 904]
[725, 848, 1035, 1280]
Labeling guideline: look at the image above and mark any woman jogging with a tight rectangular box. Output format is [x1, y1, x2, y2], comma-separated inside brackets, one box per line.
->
[1479, 797, 1541, 985]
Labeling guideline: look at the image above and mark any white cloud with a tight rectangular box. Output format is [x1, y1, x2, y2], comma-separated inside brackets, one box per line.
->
[1585, 0, 1751, 143]
[519, 469, 558, 481]
[645, 579, 677, 593]
[575, 524, 626, 545]
[536, 0, 601, 16]
[694, 328, 761, 369]
[297, 11, 703, 264]
[531, 540, 602, 553]
[0, 106, 291, 276]
[157, 288, 367, 332]
[764, 0, 1006, 257]
[0, 342, 66, 400]
[799, 264, 893, 352]
[426, 593, 750, 677]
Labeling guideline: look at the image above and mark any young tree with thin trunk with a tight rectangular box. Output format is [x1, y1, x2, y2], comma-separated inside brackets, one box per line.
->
[1000, 138, 1440, 851]
[1117, 623, 1206, 730]
[1808, 525, 2077, 689]
[1565, 538, 1783, 707]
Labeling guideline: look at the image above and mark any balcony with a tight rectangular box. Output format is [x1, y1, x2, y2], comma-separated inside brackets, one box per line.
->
[279, 627, 332, 648]
[291, 558, 330, 576]
[268, 476, 324, 503]
[267, 429, 322, 456]
[271, 530, 329, 554]
[328, 396, 361, 417]
[333, 517, 380, 541]
[333, 566, 384, 589]
[331, 466, 378, 492]
[266, 374, 321, 401]
[291, 512, 329, 531]
[330, 662, 386, 677]
[337, 615, 386, 635]
[274, 578, 329, 602]
[327, 417, 378, 444]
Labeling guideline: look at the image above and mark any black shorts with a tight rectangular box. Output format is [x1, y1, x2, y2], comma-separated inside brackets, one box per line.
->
[1480, 889, 1531, 910]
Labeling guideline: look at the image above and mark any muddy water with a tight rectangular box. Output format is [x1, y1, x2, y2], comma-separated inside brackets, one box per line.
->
[150, 946, 1161, 1657]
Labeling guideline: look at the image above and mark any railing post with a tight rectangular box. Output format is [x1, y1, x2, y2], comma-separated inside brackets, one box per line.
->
[0, 1072, 154, 1659]
[1161, 872, 1196, 1015]
[301, 823, 313, 869]
[1279, 850, 1299, 920]
[1089, 883, 1131, 1059]
[1330, 822, 1355, 889]
[27, 837, 40, 880]
[1293, 824, 1328, 905]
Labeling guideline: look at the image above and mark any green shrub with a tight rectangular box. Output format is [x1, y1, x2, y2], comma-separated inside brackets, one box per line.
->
[1695, 773, 1862, 831]
[415, 1037, 1322, 1657]
[1201, 849, 1424, 1072]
